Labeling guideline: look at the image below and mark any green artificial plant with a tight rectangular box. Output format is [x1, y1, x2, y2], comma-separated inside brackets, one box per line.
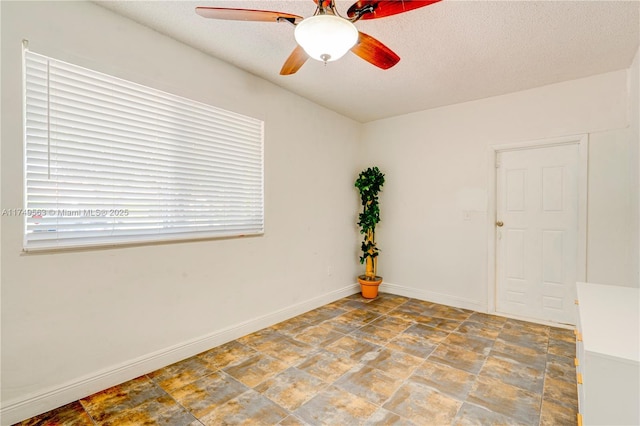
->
[355, 166, 385, 280]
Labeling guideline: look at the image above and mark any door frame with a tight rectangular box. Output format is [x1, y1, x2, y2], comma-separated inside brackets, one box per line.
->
[486, 134, 588, 322]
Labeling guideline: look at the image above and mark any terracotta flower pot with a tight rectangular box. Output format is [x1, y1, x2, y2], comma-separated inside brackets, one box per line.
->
[358, 275, 382, 299]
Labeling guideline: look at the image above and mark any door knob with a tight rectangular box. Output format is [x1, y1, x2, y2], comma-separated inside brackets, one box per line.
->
[496, 221, 504, 227]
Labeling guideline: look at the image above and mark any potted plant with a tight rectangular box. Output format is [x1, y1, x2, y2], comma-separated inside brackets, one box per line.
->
[355, 166, 385, 298]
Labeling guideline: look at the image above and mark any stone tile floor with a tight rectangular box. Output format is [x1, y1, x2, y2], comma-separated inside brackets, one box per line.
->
[16, 293, 578, 425]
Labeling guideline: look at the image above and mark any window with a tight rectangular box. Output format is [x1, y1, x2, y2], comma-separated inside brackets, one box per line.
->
[23, 50, 264, 251]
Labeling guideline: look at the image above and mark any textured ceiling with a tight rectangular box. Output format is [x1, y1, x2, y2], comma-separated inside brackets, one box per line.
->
[95, 0, 639, 123]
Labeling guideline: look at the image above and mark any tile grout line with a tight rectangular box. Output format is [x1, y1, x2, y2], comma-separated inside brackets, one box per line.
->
[538, 330, 553, 426]
[148, 374, 205, 425]
[441, 310, 477, 422]
[76, 399, 99, 426]
[457, 314, 507, 422]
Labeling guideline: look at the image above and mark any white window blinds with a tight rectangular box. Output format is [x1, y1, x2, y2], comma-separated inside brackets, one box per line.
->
[23, 50, 264, 251]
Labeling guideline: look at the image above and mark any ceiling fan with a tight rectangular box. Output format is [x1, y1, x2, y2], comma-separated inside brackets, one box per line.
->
[195, 0, 441, 75]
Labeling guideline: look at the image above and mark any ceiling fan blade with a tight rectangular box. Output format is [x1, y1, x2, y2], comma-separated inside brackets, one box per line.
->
[351, 31, 400, 70]
[196, 7, 303, 24]
[347, 0, 441, 20]
[280, 45, 309, 75]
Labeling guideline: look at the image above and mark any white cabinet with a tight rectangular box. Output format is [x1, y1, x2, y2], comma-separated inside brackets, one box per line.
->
[575, 282, 639, 425]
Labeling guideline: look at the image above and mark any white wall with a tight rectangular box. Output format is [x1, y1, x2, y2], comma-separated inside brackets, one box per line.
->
[361, 69, 636, 311]
[629, 47, 640, 287]
[0, 1, 361, 423]
[588, 128, 635, 286]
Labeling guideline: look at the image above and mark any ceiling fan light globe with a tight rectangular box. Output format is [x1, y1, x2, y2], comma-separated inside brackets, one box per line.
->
[294, 15, 358, 62]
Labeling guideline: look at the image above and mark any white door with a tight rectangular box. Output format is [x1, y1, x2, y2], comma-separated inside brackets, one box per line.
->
[496, 143, 579, 324]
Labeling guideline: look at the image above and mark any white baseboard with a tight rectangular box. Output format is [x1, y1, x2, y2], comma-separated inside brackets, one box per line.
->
[490, 310, 575, 329]
[381, 282, 572, 328]
[380, 282, 486, 313]
[0, 283, 360, 426]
